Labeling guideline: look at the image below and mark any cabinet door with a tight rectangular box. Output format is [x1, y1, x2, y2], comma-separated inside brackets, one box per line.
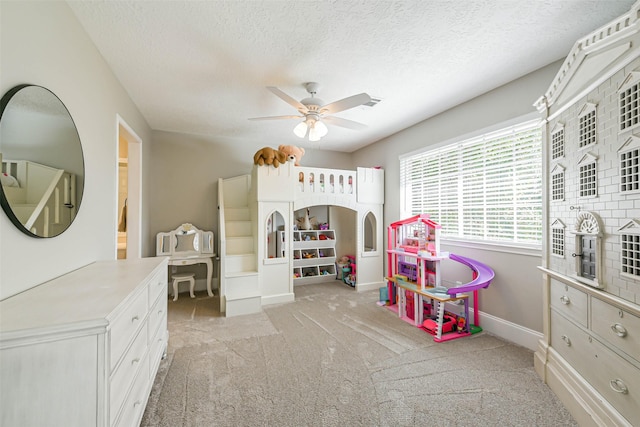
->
[0, 335, 98, 427]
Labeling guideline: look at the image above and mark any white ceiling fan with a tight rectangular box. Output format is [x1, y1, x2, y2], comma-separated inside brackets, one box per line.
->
[249, 82, 371, 141]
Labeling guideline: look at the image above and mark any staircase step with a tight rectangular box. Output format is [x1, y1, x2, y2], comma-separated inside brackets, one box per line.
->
[226, 236, 254, 254]
[225, 207, 250, 221]
[226, 220, 252, 237]
[225, 253, 256, 274]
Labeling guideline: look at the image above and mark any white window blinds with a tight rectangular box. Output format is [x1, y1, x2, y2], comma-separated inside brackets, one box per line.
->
[400, 119, 542, 245]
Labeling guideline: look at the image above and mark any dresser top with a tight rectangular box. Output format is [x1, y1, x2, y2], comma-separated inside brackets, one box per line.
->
[0, 257, 168, 338]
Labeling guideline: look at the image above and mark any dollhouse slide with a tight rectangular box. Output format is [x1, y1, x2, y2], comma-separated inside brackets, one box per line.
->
[447, 253, 494, 295]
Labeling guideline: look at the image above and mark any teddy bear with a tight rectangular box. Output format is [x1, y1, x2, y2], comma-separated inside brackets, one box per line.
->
[278, 144, 305, 166]
[253, 146, 288, 167]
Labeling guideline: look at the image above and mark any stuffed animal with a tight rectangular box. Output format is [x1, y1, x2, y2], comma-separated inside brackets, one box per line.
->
[278, 144, 305, 166]
[337, 256, 350, 266]
[253, 146, 288, 168]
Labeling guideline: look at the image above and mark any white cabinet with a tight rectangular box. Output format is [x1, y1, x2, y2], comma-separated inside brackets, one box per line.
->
[539, 270, 640, 427]
[0, 257, 168, 427]
[292, 229, 337, 284]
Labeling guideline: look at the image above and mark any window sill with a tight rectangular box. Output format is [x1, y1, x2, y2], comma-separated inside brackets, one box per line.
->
[441, 238, 541, 257]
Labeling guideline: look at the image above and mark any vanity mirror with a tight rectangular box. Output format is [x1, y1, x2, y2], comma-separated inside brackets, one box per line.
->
[0, 85, 84, 237]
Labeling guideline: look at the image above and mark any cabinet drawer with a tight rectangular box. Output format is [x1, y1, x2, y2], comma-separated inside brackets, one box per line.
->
[110, 289, 148, 371]
[550, 309, 592, 375]
[148, 293, 167, 345]
[148, 268, 167, 307]
[149, 315, 167, 378]
[114, 353, 150, 427]
[591, 297, 640, 361]
[581, 330, 640, 426]
[110, 326, 148, 423]
[551, 310, 640, 426]
[550, 279, 588, 327]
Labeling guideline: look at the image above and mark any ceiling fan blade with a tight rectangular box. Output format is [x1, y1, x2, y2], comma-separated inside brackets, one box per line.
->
[248, 115, 303, 121]
[320, 93, 371, 114]
[266, 86, 309, 113]
[323, 115, 368, 130]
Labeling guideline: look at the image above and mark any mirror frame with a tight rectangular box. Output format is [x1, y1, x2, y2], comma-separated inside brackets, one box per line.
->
[0, 84, 85, 238]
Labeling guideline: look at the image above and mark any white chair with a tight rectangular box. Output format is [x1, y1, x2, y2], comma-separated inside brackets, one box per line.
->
[172, 273, 196, 301]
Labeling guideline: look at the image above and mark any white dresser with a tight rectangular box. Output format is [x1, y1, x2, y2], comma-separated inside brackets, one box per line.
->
[538, 268, 640, 426]
[0, 257, 169, 427]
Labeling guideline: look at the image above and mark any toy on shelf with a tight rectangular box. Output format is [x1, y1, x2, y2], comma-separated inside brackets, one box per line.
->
[382, 214, 495, 342]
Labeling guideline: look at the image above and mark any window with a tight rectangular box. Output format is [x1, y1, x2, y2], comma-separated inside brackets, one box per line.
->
[619, 135, 640, 193]
[619, 220, 640, 279]
[578, 153, 598, 198]
[619, 71, 640, 132]
[400, 119, 541, 245]
[551, 124, 564, 160]
[551, 219, 565, 258]
[578, 103, 597, 148]
[551, 165, 565, 201]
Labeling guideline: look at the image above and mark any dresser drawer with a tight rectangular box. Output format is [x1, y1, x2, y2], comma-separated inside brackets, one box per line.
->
[591, 297, 640, 361]
[581, 331, 640, 426]
[109, 289, 148, 371]
[149, 313, 167, 378]
[550, 279, 588, 327]
[551, 309, 640, 426]
[114, 352, 150, 427]
[550, 309, 592, 375]
[148, 292, 167, 341]
[148, 268, 167, 307]
[110, 325, 148, 423]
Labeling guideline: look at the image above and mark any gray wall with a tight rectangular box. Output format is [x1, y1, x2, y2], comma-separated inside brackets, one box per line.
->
[352, 61, 563, 333]
[147, 130, 354, 257]
[0, 1, 152, 299]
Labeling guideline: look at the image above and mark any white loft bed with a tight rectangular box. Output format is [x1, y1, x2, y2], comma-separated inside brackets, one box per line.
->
[1, 159, 76, 237]
[218, 160, 384, 317]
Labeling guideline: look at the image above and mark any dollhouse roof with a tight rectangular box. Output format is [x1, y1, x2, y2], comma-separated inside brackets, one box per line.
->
[535, 1, 640, 112]
[389, 213, 441, 230]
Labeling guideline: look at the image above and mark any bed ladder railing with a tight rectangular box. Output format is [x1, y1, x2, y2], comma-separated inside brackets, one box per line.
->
[1, 160, 76, 237]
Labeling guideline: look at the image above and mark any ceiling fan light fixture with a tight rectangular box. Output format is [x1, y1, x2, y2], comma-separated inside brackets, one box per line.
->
[314, 120, 328, 138]
[293, 121, 308, 138]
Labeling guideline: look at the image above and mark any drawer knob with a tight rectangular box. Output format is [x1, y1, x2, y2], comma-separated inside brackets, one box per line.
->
[610, 379, 628, 394]
[561, 335, 571, 346]
[131, 358, 140, 365]
[131, 315, 140, 323]
[560, 295, 570, 305]
[611, 323, 628, 338]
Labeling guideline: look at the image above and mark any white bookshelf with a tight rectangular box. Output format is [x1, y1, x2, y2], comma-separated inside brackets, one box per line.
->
[293, 230, 337, 284]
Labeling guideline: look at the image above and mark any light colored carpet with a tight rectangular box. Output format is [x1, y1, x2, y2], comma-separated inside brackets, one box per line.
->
[141, 282, 576, 427]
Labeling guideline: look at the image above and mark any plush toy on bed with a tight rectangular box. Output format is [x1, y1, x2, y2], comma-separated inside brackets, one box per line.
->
[253, 146, 288, 168]
[1, 173, 19, 187]
[278, 145, 305, 166]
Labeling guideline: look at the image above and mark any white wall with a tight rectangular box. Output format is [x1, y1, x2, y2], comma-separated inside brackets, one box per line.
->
[352, 61, 563, 333]
[0, 1, 152, 299]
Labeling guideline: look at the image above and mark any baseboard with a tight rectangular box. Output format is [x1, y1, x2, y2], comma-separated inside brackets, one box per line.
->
[261, 293, 295, 306]
[225, 295, 262, 317]
[470, 308, 542, 351]
[356, 281, 384, 292]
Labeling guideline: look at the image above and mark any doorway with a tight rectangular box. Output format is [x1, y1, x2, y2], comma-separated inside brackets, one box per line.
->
[116, 116, 142, 259]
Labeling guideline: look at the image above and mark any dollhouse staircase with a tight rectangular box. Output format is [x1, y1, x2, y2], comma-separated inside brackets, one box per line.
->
[218, 175, 261, 316]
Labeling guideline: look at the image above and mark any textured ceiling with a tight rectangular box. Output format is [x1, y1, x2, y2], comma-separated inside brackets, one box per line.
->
[68, 0, 636, 153]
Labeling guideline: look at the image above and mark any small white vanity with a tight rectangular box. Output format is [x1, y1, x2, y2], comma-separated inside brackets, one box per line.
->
[0, 257, 168, 427]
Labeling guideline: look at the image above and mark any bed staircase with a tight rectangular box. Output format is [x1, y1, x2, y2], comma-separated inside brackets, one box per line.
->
[1, 160, 76, 237]
[218, 175, 261, 316]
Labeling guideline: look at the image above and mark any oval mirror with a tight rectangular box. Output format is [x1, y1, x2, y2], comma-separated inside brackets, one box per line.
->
[0, 85, 84, 238]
